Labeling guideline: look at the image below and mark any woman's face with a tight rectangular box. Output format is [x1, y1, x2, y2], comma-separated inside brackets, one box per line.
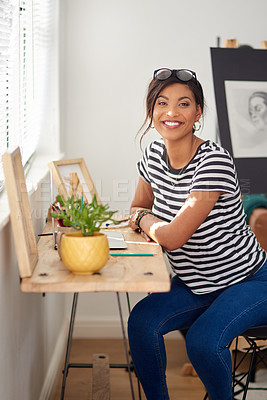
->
[249, 96, 267, 131]
[152, 83, 201, 143]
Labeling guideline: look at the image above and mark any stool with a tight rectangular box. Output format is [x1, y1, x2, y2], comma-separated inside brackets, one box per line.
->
[232, 325, 267, 400]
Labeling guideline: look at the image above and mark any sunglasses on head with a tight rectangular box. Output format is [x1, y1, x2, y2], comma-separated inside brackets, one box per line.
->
[153, 68, 197, 82]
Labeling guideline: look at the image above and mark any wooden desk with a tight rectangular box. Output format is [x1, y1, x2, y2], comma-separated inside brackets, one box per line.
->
[21, 223, 171, 294]
[24, 223, 170, 400]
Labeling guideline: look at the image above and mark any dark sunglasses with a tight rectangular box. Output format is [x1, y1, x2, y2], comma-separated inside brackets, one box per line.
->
[153, 68, 197, 82]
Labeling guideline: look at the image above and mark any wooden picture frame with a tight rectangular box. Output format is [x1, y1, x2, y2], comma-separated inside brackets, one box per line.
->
[48, 158, 101, 204]
[2, 147, 38, 278]
[210, 47, 267, 194]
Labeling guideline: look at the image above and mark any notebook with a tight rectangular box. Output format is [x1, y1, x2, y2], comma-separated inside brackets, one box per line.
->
[105, 232, 128, 250]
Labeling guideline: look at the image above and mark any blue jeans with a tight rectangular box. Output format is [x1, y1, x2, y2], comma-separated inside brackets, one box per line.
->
[127, 260, 267, 400]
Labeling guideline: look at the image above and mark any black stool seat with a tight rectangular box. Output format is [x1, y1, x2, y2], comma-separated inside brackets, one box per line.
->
[242, 325, 267, 339]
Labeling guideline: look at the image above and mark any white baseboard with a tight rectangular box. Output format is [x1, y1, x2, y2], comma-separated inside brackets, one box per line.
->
[39, 318, 69, 400]
[73, 318, 182, 340]
[73, 319, 126, 338]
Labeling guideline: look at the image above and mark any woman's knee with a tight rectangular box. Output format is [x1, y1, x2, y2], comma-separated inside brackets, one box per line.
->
[128, 296, 165, 342]
[128, 299, 153, 339]
[128, 304, 142, 336]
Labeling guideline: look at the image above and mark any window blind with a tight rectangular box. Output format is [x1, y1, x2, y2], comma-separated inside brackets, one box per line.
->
[0, 0, 19, 191]
[0, 0, 57, 192]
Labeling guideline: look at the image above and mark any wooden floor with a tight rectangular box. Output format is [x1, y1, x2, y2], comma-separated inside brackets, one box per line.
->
[51, 338, 206, 400]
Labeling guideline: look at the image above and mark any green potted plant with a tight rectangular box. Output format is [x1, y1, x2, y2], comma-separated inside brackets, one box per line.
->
[51, 195, 119, 274]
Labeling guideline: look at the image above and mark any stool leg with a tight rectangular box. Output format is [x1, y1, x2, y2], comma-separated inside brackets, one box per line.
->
[242, 342, 257, 400]
[249, 351, 257, 382]
[60, 292, 79, 400]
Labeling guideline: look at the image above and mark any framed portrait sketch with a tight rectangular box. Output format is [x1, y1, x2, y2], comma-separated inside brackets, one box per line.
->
[210, 47, 267, 194]
[49, 158, 101, 204]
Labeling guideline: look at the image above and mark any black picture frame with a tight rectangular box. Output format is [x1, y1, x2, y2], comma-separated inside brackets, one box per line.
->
[210, 47, 267, 194]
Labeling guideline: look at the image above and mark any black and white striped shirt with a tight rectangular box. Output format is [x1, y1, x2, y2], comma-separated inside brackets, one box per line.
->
[137, 139, 266, 294]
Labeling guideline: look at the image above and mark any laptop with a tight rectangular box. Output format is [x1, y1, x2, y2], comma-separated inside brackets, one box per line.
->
[105, 231, 128, 250]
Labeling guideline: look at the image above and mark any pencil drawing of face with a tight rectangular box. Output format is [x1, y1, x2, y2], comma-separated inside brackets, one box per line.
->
[248, 92, 267, 132]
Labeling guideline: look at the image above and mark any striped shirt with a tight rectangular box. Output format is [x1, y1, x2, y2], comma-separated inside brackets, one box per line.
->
[137, 139, 266, 294]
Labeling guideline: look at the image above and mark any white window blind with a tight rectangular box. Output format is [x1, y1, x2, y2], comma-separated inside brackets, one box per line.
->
[0, 0, 57, 191]
[0, 0, 19, 191]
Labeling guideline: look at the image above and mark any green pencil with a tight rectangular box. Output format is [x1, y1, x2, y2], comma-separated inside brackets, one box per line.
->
[110, 253, 154, 257]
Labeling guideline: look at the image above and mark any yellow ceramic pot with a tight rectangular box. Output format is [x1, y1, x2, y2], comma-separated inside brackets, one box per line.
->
[60, 231, 109, 275]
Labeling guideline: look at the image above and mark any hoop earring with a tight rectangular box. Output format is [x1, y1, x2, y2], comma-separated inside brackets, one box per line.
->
[193, 120, 201, 131]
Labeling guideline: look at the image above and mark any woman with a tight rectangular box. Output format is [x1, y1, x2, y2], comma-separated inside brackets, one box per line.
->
[127, 68, 267, 400]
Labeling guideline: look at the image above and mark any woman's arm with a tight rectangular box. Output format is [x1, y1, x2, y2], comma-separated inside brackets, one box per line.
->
[129, 177, 154, 214]
[128, 177, 155, 241]
[130, 189, 223, 251]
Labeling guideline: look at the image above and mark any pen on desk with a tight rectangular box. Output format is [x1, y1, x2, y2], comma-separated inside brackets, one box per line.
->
[105, 218, 129, 227]
[38, 232, 53, 236]
[110, 253, 154, 257]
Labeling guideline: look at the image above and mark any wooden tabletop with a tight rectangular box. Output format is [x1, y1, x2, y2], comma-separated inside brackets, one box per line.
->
[21, 224, 171, 294]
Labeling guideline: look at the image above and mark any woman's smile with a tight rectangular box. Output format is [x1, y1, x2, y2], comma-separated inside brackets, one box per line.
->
[162, 120, 182, 128]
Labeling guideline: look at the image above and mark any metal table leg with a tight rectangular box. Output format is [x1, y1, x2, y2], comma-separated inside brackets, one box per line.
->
[60, 292, 79, 400]
[125, 293, 142, 399]
[116, 292, 136, 400]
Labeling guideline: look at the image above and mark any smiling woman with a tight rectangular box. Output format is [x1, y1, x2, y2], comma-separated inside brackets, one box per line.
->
[127, 68, 267, 400]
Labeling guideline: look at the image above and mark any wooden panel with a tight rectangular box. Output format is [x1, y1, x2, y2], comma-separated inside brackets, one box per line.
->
[2, 147, 38, 277]
[92, 354, 110, 400]
[20, 223, 171, 293]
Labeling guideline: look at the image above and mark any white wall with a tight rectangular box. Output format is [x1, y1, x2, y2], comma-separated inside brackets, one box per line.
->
[0, 221, 43, 400]
[0, 2, 66, 397]
[0, 171, 68, 400]
[59, 0, 267, 338]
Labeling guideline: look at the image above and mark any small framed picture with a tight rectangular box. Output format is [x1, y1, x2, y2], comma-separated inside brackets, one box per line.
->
[49, 158, 101, 203]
